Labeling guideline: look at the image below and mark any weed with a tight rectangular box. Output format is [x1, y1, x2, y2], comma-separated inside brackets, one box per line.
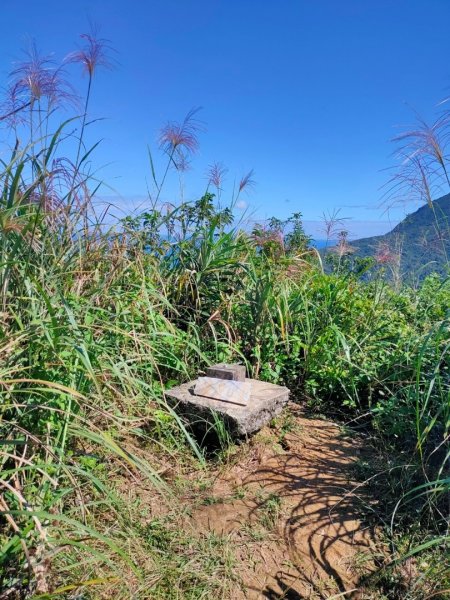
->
[201, 495, 224, 506]
[232, 486, 247, 500]
[256, 491, 283, 530]
[242, 523, 267, 542]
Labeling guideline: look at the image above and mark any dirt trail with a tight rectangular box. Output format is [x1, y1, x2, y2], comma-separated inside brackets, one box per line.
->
[190, 406, 381, 599]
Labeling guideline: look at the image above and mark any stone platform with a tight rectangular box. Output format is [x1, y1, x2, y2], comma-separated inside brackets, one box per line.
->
[165, 377, 289, 436]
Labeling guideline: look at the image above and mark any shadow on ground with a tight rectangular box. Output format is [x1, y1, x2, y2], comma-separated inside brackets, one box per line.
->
[190, 406, 382, 599]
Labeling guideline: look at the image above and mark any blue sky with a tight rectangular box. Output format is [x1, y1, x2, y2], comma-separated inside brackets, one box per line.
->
[1, 0, 450, 238]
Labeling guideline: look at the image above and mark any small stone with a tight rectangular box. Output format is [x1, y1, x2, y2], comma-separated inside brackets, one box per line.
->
[205, 363, 246, 382]
[194, 377, 251, 406]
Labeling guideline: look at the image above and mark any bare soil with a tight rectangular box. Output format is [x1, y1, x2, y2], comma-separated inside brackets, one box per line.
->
[188, 405, 383, 599]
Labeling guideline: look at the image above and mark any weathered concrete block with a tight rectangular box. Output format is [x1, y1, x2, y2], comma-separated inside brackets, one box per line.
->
[194, 377, 251, 406]
[205, 363, 246, 382]
[166, 378, 289, 437]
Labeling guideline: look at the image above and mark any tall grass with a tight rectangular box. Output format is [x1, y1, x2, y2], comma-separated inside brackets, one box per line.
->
[0, 36, 208, 598]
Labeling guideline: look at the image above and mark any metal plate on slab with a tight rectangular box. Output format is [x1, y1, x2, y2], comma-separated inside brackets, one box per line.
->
[194, 376, 251, 406]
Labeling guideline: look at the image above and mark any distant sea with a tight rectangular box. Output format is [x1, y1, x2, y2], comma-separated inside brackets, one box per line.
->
[311, 239, 336, 249]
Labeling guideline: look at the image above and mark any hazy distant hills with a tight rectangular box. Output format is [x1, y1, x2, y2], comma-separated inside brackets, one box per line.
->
[332, 194, 450, 280]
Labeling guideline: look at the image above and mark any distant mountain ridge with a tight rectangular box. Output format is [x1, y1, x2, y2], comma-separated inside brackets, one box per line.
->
[347, 194, 450, 279]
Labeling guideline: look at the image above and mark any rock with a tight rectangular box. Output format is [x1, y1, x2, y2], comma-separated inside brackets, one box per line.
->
[194, 377, 251, 406]
[205, 363, 246, 382]
[166, 378, 290, 437]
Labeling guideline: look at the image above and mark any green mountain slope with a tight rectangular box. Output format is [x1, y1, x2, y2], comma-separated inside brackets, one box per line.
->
[348, 194, 450, 279]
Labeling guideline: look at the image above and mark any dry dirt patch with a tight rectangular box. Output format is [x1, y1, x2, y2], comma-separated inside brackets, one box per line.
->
[190, 406, 382, 599]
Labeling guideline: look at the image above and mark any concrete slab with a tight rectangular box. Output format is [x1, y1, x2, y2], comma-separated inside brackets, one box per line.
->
[165, 378, 290, 436]
[205, 363, 246, 382]
[194, 377, 251, 406]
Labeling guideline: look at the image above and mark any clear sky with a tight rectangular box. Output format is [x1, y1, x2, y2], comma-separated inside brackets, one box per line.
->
[1, 0, 450, 238]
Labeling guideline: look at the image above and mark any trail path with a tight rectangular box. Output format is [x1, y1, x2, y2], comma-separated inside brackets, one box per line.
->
[190, 406, 381, 599]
